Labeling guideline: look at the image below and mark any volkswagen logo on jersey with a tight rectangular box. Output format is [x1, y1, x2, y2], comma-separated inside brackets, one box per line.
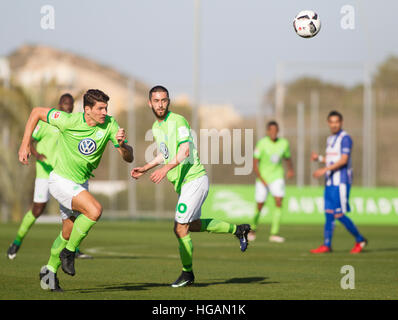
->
[78, 138, 97, 155]
[160, 142, 169, 159]
[270, 154, 281, 164]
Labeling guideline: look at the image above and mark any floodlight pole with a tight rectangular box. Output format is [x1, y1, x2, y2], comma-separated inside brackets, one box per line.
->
[362, 63, 375, 187]
[193, 0, 212, 182]
[310, 90, 320, 186]
[192, 0, 201, 134]
[256, 78, 265, 141]
[296, 102, 305, 187]
[0, 57, 10, 222]
[275, 63, 285, 136]
[127, 78, 137, 218]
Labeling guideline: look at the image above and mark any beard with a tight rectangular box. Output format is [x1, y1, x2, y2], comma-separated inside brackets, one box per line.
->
[151, 104, 169, 120]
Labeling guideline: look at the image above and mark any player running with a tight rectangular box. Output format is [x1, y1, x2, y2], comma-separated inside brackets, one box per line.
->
[7, 94, 91, 260]
[131, 85, 251, 288]
[18, 89, 134, 291]
[249, 121, 294, 243]
[310, 110, 367, 254]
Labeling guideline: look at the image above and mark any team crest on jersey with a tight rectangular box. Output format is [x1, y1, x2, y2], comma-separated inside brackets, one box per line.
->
[52, 111, 61, 119]
[78, 138, 97, 155]
[160, 142, 169, 159]
[95, 130, 104, 140]
[270, 154, 281, 164]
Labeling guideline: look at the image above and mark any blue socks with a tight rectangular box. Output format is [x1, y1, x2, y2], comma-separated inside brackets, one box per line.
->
[324, 213, 364, 247]
[337, 215, 364, 243]
[324, 213, 335, 248]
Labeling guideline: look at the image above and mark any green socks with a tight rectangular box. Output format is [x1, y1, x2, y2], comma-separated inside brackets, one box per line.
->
[65, 214, 96, 252]
[47, 232, 68, 273]
[270, 207, 282, 235]
[252, 209, 261, 231]
[14, 210, 36, 246]
[178, 235, 193, 272]
[200, 219, 236, 234]
[178, 219, 236, 272]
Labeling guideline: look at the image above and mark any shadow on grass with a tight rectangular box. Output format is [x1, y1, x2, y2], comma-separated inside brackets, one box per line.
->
[86, 255, 141, 260]
[327, 247, 398, 254]
[68, 277, 277, 293]
[361, 247, 398, 253]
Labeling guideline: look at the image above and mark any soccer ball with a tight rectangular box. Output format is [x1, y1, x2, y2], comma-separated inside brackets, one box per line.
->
[293, 10, 321, 38]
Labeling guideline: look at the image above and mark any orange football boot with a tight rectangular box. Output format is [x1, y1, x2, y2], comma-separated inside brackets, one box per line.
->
[310, 244, 332, 254]
[350, 239, 368, 254]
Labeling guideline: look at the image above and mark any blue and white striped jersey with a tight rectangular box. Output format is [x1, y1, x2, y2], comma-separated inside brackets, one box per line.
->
[325, 130, 353, 186]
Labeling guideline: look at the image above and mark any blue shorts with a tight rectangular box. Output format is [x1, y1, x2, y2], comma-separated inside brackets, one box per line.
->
[324, 184, 351, 214]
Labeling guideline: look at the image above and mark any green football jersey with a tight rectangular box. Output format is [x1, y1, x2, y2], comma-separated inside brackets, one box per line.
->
[253, 136, 291, 183]
[32, 120, 60, 179]
[152, 111, 206, 194]
[47, 108, 124, 184]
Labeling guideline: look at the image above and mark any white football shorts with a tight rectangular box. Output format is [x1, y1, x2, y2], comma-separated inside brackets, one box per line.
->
[33, 178, 50, 203]
[255, 178, 285, 203]
[175, 175, 209, 224]
[48, 171, 89, 220]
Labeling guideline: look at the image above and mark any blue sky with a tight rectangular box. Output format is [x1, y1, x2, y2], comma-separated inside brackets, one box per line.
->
[1, 0, 397, 114]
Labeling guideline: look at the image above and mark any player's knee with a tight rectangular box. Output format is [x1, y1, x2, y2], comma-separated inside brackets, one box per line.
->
[31, 209, 42, 218]
[61, 230, 70, 241]
[174, 223, 188, 238]
[173, 225, 180, 237]
[87, 202, 102, 221]
[32, 203, 46, 218]
[93, 203, 103, 221]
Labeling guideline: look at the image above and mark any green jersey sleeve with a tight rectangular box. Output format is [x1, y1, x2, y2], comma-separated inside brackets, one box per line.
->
[253, 140, 262, 159]
[47, 108, 73, 132]
[108, 117, 128, 148]
[175, 116, 192, 146]
[32, 120, 44, 141]
[283, 140, 291, 159]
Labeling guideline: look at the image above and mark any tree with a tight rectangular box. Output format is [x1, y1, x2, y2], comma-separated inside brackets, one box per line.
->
[0, 85, 35, 221]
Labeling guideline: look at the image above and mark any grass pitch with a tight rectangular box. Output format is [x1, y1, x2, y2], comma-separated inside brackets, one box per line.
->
[0, 221, 397, 300]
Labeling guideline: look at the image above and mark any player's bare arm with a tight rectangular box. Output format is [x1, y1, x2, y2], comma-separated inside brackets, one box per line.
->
[18, 107, 52, 164]
[135, 141, 190, 184]
[285, 158, 295, 179]
[131, 152, 164, 180]
[30, 138, 46, 162]
[253, 158, 267, 186]
[313, 154, 349, 178]
[115, 128, 134, 163]
[150, 141, 190, 184]
[311, 151, 326, 164]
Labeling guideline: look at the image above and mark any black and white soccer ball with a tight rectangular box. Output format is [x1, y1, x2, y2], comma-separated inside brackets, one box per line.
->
[293, 10, 321, 38]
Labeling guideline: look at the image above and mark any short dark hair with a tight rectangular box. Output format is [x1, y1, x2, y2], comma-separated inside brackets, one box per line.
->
[149, 85, 169, 100]
[59, 93, 74, 105]
[327, 110, 343, 121]
[267, 120, 279, 129]
[83, 89, 109, 108]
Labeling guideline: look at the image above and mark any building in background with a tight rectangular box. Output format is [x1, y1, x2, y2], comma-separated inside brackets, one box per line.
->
[7, 44, 149, 114]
